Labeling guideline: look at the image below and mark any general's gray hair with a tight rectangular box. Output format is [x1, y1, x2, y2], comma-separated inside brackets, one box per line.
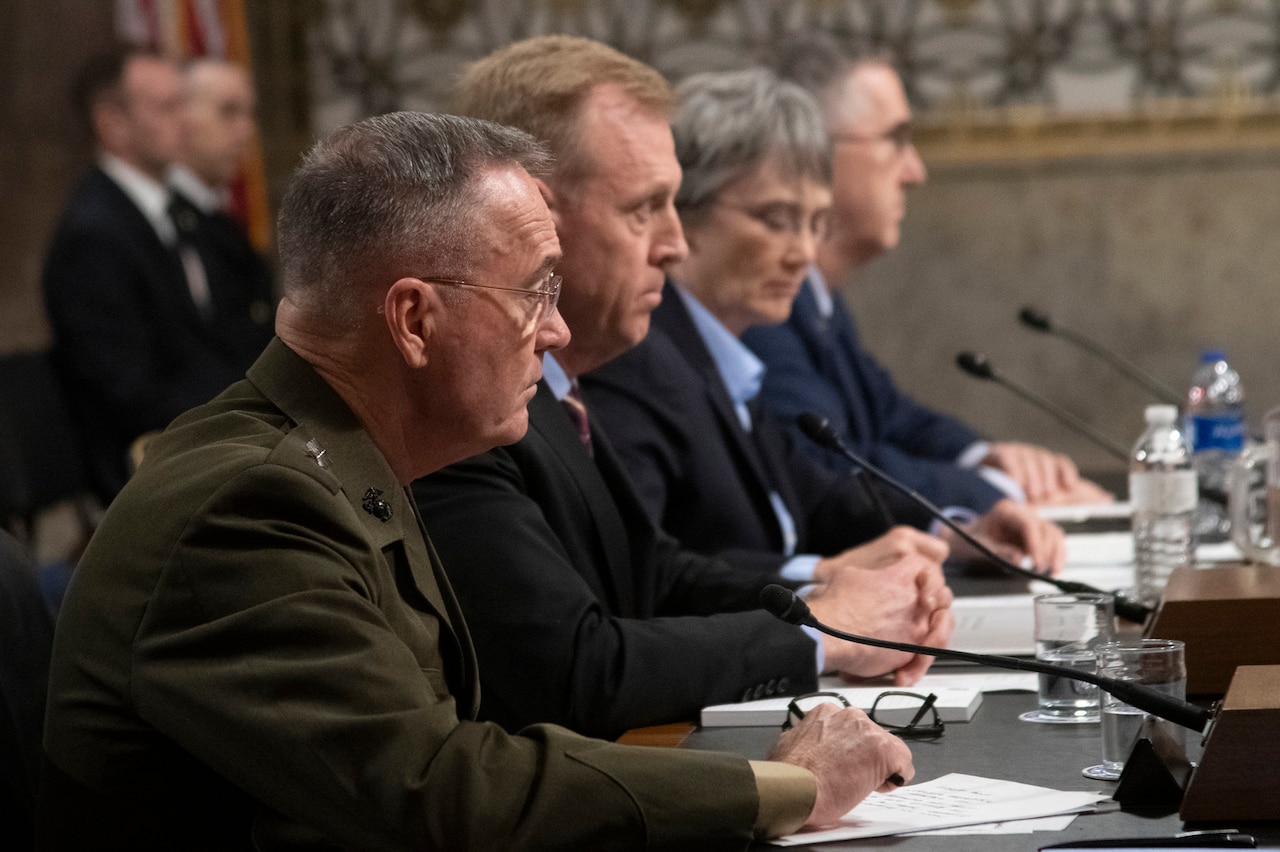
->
[276, 111, 552, 321]
[672, 68, 831, 216]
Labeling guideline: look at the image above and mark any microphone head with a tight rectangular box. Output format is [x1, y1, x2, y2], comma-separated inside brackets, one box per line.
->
[1019, 307, 1052, 332]
[956, 351, 995, 380]
[759, 584, 810, 625]
[796, 413, 840, 450]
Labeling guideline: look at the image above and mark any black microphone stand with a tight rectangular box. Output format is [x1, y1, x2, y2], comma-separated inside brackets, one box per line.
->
[760, 584, 1210, 733]
[796, 412, 1153, 625]
[1019, 307, 1183, 406]
[956, 352, 1131, 462]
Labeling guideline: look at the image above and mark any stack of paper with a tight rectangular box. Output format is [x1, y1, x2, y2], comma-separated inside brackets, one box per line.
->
[767, 773, 1109, 846]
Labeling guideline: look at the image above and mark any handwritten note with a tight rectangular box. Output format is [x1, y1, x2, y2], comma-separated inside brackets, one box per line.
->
[767, 773, 1108, 846]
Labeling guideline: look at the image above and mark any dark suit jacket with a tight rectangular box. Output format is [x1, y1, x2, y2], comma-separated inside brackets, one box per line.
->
[413, 384, 818, 740]
[742, 281, 1003, 512]
[42, 169, 273, 500]
[583, 281, 932, 566]
[39, 339, 760, 851]
[170, 191, 275, 368]
[0, 530, 52, 852]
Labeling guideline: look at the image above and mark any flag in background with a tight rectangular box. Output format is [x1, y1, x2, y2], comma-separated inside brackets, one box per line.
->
[116, 0, 272, 252]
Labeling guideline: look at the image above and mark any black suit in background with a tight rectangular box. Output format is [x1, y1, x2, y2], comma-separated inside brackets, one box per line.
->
[170, 191, 275, 369]
[413, 383, 818, 740]
[582, 280, 933, 568]
[42, 168, 273, 501]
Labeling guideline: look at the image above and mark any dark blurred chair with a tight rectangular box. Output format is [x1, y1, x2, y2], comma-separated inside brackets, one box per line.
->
[0, 528, 54, 850]
[0, 350, 92, 543]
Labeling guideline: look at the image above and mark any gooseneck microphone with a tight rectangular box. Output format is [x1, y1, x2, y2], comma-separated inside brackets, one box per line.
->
[1019, 307, 1183, 406]
[760, 584, 1211, 733]
[796, 413, 1152, 624]
[956, 352, 1130, 462]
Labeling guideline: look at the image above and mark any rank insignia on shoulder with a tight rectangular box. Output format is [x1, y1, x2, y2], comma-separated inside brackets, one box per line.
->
[362, 487, 392, 522]
[305, 438, 331, 469]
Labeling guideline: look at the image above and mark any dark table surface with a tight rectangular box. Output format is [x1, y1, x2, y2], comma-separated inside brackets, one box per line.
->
[682, 687, 1280, 850]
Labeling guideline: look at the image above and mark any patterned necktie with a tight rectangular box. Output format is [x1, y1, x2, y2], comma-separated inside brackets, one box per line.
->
[562, 384, 594, 458]
[167, 195, 212, 319]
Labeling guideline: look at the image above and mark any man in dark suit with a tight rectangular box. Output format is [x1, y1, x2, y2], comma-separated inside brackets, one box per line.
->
[415, 37, 953, 744]
[42, 48, 270, 501]
[589, 278, 1060, 574]
[583, 68, 1063, 591]
[741, 35, 1110, 507]
[40, 110, 905, 849]
[168, 57, 275, 368]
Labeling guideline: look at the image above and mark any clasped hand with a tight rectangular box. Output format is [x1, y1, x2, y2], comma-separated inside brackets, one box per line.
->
[808, 527, 953, 685]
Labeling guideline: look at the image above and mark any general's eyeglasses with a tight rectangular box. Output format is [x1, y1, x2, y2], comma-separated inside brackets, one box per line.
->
[419, 272, 562, 322]
[782, 691, 944, 739]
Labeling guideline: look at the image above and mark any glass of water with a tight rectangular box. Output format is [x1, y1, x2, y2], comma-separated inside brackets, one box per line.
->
[1021, 592, 1115, 724]
[1083, 639, 1187, 781]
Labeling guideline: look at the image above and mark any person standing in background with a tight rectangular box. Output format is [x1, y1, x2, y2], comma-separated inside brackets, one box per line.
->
[43, 48, 269, 501]
[168, 57, 275, 367]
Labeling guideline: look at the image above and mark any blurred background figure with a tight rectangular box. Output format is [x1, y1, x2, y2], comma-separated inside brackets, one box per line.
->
[169, 57, 275, 371]
[42, 48, 273, 503]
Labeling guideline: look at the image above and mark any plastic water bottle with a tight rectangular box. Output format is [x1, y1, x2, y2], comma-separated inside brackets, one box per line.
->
[1130, 404, 1197, 605]
[1185, 349, 1245, 540]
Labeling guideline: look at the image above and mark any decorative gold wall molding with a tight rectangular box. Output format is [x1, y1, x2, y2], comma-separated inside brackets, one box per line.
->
[918, 97, 1280, 165]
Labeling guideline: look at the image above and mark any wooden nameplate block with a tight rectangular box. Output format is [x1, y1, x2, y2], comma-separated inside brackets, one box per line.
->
[1181, 665, 1280, 821]
[1145, 563, 1280, 696]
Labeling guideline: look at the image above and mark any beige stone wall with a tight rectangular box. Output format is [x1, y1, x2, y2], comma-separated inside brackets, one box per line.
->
[849, 150, 1280, 475]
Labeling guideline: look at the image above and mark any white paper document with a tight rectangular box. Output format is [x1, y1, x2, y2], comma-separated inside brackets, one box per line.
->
[1038, 501, 1132, 522]
[700, 686, 981, 727]
[766, 773, 1108, 846]
[950, 594, 1035, 655]
[896, 671, 1037, 694]
[908, 813, 1079, 835]
[1062, 532, 1241, 568]
[1064, 532, 1133, 566]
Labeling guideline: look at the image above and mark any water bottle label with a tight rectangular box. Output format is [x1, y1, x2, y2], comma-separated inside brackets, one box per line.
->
[1188, 414, 1245, 453]
[1128, 470, 1198, 513]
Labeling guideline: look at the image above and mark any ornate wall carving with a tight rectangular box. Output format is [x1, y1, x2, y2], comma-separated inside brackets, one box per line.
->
[304, 1, 1280, 469]
[309, 0, 1280, 162]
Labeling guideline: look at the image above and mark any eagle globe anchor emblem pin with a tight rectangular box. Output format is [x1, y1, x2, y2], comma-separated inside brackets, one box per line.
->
[362, 487, 393, 522]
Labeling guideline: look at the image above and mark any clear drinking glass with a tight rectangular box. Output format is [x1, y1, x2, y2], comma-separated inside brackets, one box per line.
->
[1022, 593, 1115, 724]
[1083, 639, 1187, 781]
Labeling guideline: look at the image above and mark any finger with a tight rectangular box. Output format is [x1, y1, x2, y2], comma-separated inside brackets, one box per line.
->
[914, 557, 950, 598]
[1054, 453, 1081, 490]
[893, 653, 932, 685]
[877, 526, 948, 564]
[877, 729, 916, 793]
[1018, 514, 1052, 570]
[923, 607, 955, 648]
[902, 526, 950, 562]
[933, 582, 954, 612]
[1048, 528, 1068, 576]
[1027, 452, 1056, 503]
